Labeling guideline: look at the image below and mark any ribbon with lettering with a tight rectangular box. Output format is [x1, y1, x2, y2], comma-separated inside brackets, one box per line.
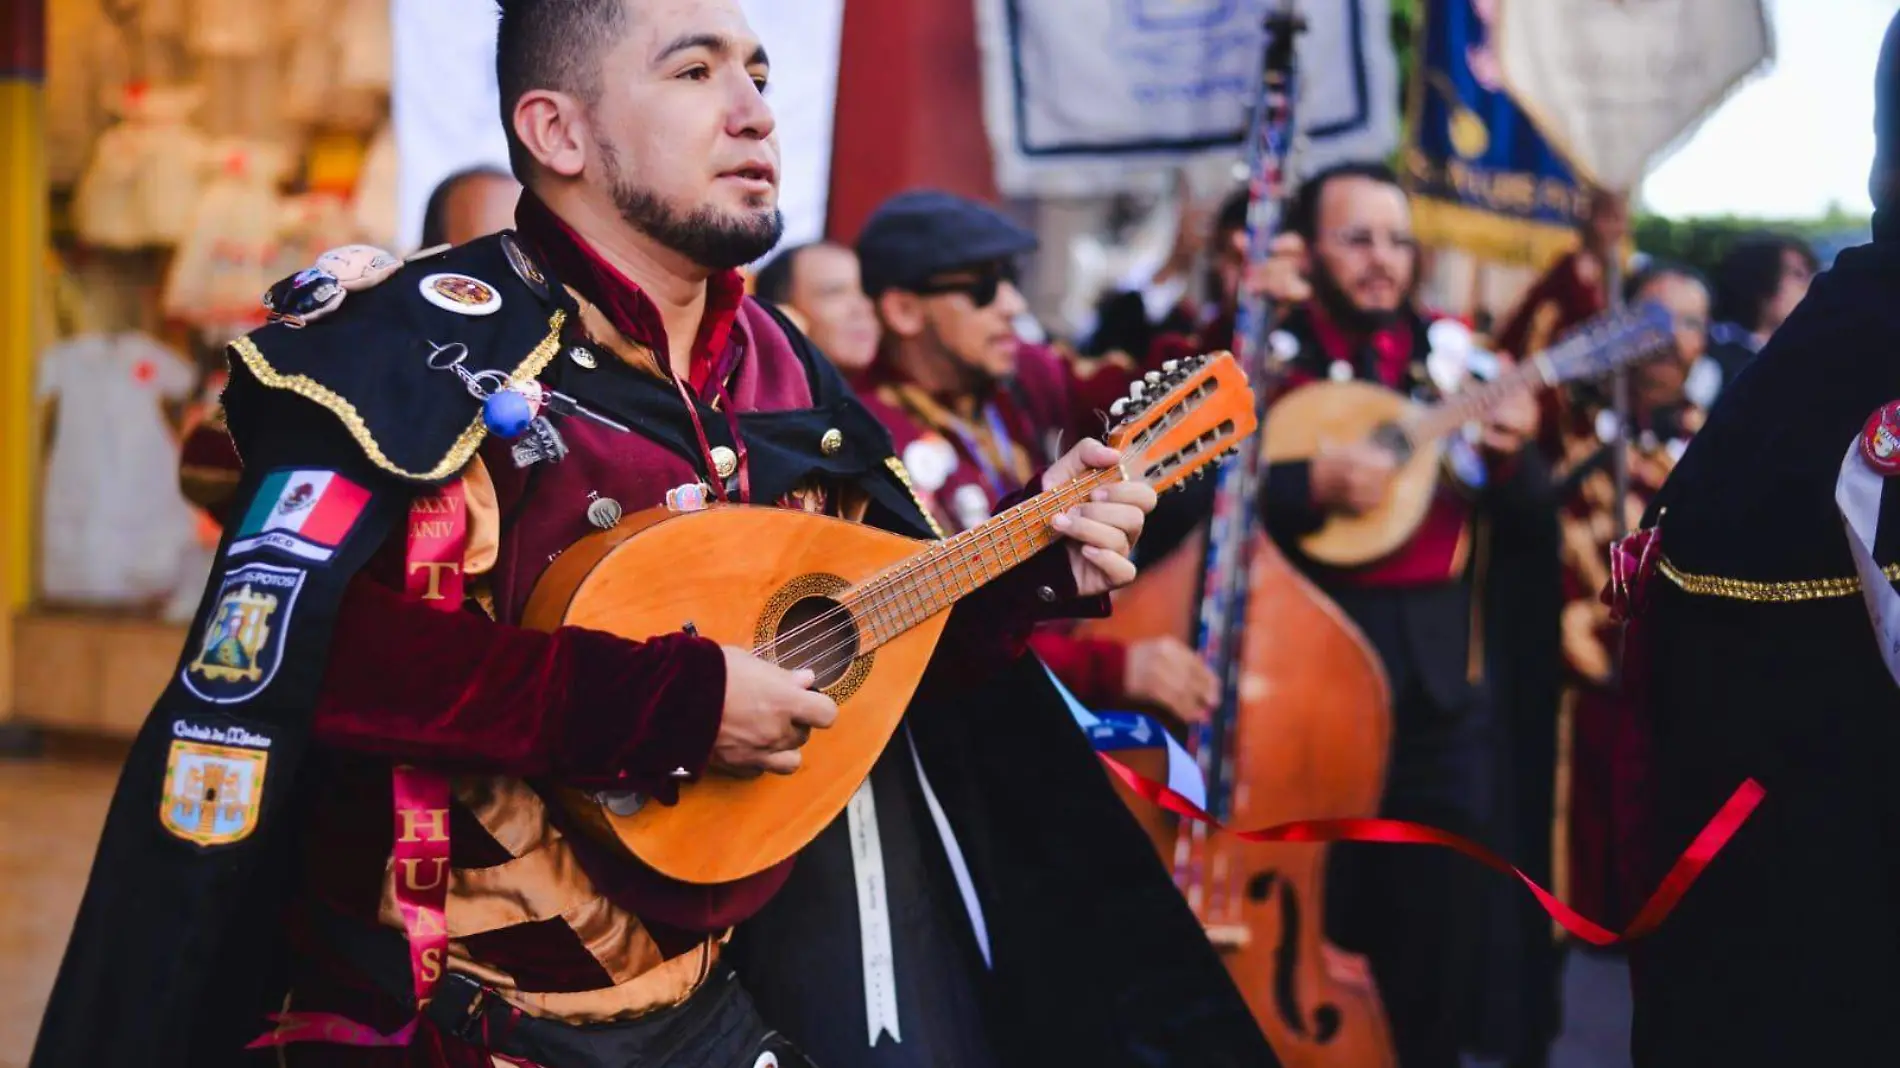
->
[1837, 409, 1900, 687]
[846, 779, 903, 1047]
[250, 481, 470, 1051]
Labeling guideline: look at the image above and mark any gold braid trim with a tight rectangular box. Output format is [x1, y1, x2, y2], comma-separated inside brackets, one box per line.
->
[885, 456, 948, 540]
[228, 310, 567, 482]
[1657, 554, 1900, 603]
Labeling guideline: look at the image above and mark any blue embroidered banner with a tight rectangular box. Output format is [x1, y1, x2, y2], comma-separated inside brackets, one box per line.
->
[1404, 0, 1589, 266]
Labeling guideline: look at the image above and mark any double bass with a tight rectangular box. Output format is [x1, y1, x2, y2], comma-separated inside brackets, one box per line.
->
[1077, 4, 1397, 1064]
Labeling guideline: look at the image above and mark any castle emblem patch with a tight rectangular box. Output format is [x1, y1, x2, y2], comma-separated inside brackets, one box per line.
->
[181, 562, 306, 703]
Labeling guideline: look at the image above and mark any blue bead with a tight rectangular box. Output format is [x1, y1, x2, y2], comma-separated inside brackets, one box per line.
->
[483, 390, 535, 438]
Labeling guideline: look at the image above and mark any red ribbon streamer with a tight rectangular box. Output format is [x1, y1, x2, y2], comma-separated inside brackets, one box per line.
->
[250, 484, 470, 1053]
[1097, 754, 1763, 947]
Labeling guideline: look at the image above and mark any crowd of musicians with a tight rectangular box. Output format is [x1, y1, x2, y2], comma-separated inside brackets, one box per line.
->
[33, 1, 1873, 1066]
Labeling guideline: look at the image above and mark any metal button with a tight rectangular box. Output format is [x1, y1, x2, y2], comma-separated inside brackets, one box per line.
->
[710, 445, 738, 479]
[820, 428, 843, 456]
[1036, 585, 1057, 603]
[585, 495, 623, 530]
[568, 346, 597, 369]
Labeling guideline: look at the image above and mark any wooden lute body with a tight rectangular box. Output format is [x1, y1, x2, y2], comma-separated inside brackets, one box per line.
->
[523, 351, 1257, 885]
[1263, 302, 1679, 568]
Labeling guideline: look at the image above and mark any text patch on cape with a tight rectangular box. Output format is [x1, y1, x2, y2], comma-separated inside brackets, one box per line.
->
[160, 719, 272, 847]
[181, 561, 307, 703]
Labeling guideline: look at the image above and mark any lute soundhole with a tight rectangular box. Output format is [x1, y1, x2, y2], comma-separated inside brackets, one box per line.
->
[1369, 422, 1412, 465]
[754, 573, 874, 700]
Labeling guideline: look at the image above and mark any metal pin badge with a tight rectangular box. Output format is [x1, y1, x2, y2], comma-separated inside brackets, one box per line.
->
[585, 493, 623, 530]
[262, 268, 346, 327]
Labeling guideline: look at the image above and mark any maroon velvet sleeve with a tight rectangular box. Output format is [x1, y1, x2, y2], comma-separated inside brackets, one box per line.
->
[312, 578, 726, 797]
[1027, 629, 1130, 708]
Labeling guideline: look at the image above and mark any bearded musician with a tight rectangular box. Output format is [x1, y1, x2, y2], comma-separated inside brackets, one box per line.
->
[1146, 160, 1562, 1068]
[31, 2, 1274, 1066]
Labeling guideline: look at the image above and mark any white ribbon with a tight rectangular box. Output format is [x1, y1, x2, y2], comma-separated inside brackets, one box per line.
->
[907, 732, 992, 969]
[846, 778, 902, 1047]
[1835, 438, 1900, 687]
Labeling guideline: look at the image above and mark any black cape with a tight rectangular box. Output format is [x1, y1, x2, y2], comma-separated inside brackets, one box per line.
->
[1627, 229, 1900, 1066]
[32, 234, 1272, 1068]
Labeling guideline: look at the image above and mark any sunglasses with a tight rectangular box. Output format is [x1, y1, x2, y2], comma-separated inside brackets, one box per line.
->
[912, 262, 1019, 308]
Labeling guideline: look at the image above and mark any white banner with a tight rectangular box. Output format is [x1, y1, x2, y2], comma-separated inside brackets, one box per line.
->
[391, 0, 843, 253]
[1495, 0, 1772, 194]
[973, 0, 1400, 198]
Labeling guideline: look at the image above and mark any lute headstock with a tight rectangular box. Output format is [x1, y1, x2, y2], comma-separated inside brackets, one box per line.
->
[1104, 351, 1259, 496]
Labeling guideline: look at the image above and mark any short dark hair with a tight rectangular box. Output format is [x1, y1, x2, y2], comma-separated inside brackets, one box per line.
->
[1625, 259, 1709, 306]
[421, 166, 514, 248]
[752, 243, 810, 305]
[495, 0, 629, 183]
[1286, 161, 1405, 240]
[1713, 235, 1817, 332]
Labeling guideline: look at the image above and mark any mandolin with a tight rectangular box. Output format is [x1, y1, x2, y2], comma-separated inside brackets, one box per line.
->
[1262, 301, 1677, 568]
[521, 351, 1258, 885]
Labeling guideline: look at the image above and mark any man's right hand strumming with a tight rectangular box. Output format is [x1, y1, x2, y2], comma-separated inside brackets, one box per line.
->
[1310, 440, 1397, 516]
[712, 646, 840, 776]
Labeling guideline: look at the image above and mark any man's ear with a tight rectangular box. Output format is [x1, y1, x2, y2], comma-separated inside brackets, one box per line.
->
[877, 290, 927, 339]
[514, 89, 591, 179]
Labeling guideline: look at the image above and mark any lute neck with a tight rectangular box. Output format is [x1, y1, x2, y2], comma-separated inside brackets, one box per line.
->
[835, 468, 1120, 656]
[1406, 353, 1553, 444]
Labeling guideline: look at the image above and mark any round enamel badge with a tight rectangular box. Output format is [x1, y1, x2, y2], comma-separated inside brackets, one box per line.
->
[902, 435, 959, 493]
[1861, 401, 1900, 476]
[420, 273, 503, 316]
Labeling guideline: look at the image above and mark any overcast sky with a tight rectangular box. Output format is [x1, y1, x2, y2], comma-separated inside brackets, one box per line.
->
[1639, 0, 1896, 219]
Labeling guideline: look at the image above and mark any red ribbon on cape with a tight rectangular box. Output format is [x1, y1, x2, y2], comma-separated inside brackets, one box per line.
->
[250, 482, 472, 1053]
[1097, 753, 1762, 946]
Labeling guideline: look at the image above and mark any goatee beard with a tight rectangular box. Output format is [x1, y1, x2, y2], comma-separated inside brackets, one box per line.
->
[599, 141, 784, 270]
[1312, 262, 1406, 333]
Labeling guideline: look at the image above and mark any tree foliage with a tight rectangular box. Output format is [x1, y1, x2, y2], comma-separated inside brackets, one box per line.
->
[1632, 203, 1871, 280]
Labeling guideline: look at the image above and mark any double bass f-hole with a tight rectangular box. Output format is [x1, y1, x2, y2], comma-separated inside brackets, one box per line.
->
[1250, 871, 1343, 1043]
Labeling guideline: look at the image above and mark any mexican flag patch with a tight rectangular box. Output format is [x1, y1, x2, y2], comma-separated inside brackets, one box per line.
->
[229, 469, 372, 564]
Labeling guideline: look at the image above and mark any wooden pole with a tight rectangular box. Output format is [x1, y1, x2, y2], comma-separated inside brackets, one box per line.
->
[0, 0, 46, 729]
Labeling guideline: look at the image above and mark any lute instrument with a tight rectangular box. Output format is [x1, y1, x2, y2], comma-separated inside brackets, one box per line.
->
[1262, 300, 1678, 568]
[522, 351, 1257, 886]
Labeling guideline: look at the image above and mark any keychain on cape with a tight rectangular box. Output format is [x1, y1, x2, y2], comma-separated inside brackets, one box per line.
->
[426, 340, 629, 468]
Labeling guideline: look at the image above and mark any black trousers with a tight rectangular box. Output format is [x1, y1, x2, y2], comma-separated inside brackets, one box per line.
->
[1323, 670, 1489, 1068]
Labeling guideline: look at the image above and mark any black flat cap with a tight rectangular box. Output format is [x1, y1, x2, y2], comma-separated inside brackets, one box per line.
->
[855, 189, 1038, 296]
